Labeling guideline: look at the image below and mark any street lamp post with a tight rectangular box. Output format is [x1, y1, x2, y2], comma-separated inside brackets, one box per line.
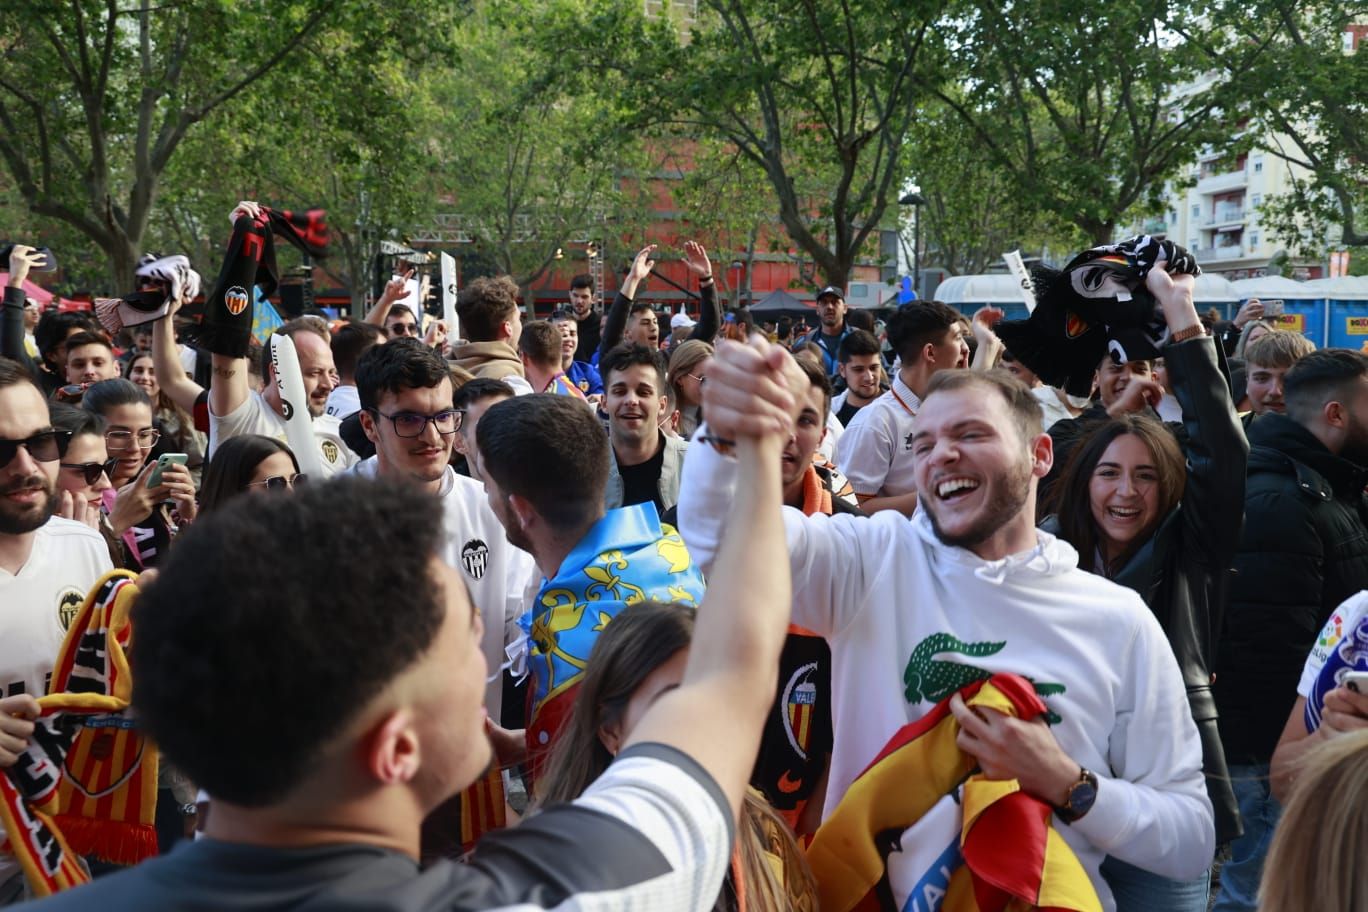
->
[899, 191, 926, 297]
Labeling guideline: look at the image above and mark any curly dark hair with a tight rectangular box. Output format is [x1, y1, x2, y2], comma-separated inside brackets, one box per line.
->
[355, 337, 450, 412]
[131, 476, 447, 807]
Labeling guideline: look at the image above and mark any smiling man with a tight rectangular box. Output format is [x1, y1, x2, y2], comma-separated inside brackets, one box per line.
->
[677, 338, 1214, 911]
[1242, 331, 1315, 417]
[602, 344, 688, 513]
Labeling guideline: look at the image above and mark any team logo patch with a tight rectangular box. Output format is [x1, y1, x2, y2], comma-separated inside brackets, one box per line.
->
[781, 661, 819, 761]
[1064, 311, 1089, 339]
[56, 588, 83, 631]
[461, 539, 489, 580]
[321, 440, 339, 464]
[224, 285, 250, 316]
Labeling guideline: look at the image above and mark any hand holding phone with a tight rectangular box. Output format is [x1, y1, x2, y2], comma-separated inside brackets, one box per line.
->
[1264, 299, 1285, 317]
[147, 453, 189, 488]
[1343, 670, 1368, 695]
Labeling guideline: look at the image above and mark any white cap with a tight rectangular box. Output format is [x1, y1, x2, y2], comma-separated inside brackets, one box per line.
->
[671, 311, 696, 330]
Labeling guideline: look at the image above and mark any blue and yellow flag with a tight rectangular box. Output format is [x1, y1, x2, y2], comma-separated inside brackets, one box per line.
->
[522, 504, 706, 778]
[251, 289, 284, 344]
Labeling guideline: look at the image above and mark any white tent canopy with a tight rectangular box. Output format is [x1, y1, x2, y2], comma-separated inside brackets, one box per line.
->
[932, 273, 1031, 306]
[1192, 274, 1240, 305]
[1300, 276, 1368, 300]
[1230, 275, 1322, 300]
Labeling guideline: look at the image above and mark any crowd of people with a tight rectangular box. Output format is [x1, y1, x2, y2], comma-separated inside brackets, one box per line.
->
[1, 207, 1367, 912]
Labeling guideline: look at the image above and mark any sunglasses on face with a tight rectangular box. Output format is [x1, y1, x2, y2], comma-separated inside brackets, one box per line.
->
[389, 322, 419, 336]
[0, 429, 69, 469]
[60, 460, 113, 486]
[246, 473, 308, 491]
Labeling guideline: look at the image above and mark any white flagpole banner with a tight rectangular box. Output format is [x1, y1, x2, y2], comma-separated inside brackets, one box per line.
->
[270, 333, 325, 478]
[1003, 249, 1037, 313]
[441, 252, 459, 340]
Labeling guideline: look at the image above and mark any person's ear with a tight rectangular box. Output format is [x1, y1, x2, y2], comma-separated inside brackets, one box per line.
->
[1030, 431, 1053, 479]
[921, 342, 937, 365]
[363, 708, 421, 785]
[598, 718, 623, 757]
[359, 409, 379, 445]
[1325, 400, 1348, 430]
[507, 492, 538, 531]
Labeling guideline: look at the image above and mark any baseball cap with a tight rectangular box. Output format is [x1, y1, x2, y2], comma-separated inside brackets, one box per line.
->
[671, 311, 696, 330]
[817, 286, 845, 301]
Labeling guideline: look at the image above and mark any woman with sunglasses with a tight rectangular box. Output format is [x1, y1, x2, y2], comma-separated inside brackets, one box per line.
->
[81, 378, 197, 569]
[198, 435, 305, 513]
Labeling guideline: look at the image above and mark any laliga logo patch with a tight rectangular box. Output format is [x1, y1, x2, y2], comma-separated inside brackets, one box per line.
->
[461, 539, 489, 580]
[1064, 311, 1089, 339]
[224, 285, 250, 316]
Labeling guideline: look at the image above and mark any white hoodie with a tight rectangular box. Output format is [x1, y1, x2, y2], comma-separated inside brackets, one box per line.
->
[677, 434, 1214, 909]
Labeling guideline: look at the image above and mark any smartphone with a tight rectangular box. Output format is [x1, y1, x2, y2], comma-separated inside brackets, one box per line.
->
[147, 453, 188, 488]
[1264, 299, 1285, 316]
[1344, 671, 1368, 694]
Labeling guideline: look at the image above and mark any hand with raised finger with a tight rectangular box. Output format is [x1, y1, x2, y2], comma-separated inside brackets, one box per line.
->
[0, 694, 40, 769]
[949, 693, 1079, 806]
[701, 337, 797, 441]
[379, 269, 415, 310]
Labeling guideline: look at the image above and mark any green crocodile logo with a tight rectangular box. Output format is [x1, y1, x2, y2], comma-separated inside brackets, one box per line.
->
[902, 632, 1066, 723]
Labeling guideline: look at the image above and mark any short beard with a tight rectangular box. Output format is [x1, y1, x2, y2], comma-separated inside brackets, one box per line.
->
[0, 478, 58, 535]
[921, 460, 1031, 552]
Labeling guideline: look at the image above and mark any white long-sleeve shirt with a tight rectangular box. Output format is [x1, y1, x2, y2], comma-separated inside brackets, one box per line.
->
[676, 432, 1214, 909]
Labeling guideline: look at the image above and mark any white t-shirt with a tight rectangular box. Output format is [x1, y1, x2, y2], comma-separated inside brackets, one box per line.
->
[352, 458, 536, 721]
[208, 390, 357, 478]
[324, 384, 360, 419]
[834, 372, 921, 499]
[1032, 385, 1078, 430]
[677, 438, 1214, 910]
[0, 517, 113, 884]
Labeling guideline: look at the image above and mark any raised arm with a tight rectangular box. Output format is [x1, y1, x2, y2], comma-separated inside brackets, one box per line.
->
[1149, 268, 1248, 568]
[3, 246, 43, 372]
[625, 335, 791, 823]
[363, 270, 414, 328]
[969, 306, 1005, 370]
[681, 241, 720, 343]
[151, 297, 205, 415]
[599, 245, 656, 360]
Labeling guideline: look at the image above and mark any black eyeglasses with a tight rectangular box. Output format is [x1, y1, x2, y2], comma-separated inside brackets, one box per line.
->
[104, 428, 160, 451]
[60, 460, 112, 485]
[246, 473, 308, 491]
[369, 408, 461, 438]
[0, 430, 68, 468]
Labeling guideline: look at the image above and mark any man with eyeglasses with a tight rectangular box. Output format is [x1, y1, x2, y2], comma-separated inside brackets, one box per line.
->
[207, 316, 357, 477]
[352, 339, 535, 857]
[0, 358, 113, 901]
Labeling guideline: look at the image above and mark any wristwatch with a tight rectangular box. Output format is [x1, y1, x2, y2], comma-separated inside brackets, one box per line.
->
[1055, 768, 1099, 823]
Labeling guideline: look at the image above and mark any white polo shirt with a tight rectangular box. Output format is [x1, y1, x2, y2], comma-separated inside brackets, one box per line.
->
[208, 390, 357, 477]
[834, 371, 921, 499]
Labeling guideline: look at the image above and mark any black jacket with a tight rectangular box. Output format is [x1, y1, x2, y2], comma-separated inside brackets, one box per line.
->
[598, 282, 720, 362]
[1042, 336, 1247, 844]
[1215, 413, 1368, 767]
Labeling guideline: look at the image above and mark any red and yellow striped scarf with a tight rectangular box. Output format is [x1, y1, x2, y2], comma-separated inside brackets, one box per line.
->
[807, 674, 1100, 912]
[0, 570, 159, 896]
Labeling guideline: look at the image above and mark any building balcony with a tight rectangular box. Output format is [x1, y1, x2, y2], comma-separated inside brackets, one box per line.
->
[1194, 245, 1246, 263]
[1203, 208, 1245, 227]
[1197, 171, 1248, 194]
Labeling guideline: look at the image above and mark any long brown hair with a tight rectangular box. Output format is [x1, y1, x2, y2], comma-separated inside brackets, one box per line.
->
[1046, 415, 1185, 575]
[535, 601, 816, 912]
[1259, 730, 1368, 911]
